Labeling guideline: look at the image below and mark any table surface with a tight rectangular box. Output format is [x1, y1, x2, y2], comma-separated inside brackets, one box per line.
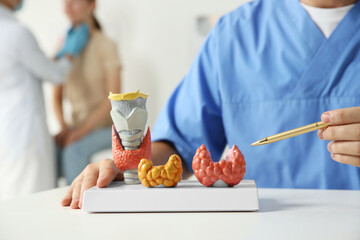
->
[0, 187, 359, 240]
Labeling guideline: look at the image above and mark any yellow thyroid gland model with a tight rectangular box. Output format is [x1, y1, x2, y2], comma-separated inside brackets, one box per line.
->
[138, 155, 183, 187]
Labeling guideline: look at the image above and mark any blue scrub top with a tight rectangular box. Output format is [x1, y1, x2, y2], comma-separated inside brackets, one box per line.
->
[152, 0, 360, 189]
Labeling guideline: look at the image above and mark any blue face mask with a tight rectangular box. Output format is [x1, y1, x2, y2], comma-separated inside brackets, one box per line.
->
[13, 0, 23, 11]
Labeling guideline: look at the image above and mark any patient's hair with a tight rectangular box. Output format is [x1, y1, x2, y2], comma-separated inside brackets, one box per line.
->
[89, 0, 101, 30]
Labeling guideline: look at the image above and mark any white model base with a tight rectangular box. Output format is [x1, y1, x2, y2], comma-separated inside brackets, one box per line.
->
[82, 180, 259, 212]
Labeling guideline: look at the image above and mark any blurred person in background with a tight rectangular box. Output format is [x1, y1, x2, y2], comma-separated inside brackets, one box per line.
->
[54, 0, 121, 184]
[0, 0, 89, 200]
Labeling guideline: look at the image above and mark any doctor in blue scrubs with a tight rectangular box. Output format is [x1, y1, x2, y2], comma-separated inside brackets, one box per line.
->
[62, 0, 360, 209]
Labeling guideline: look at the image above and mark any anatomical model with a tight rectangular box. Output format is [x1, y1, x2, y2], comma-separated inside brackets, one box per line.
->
[109, 91, 151, 184]
[109, 91, 244, 188]
[192, 144, 246, 187]
[138, 154, 183, 187]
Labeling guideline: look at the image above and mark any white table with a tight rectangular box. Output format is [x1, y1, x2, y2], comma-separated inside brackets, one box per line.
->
[0, 187, 359, 240]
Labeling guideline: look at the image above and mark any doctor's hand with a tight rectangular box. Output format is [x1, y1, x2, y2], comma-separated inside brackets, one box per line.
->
[56, 23, 89, 59]
[318, 107, 360, 167]
[61, 159, 123, 209]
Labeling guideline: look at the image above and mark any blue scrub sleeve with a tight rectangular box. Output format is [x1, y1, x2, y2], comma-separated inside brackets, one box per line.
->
[152, 24, 227, 171]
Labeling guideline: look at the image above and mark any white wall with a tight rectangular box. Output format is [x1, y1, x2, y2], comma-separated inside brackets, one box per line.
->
[16, 0, 249, 134]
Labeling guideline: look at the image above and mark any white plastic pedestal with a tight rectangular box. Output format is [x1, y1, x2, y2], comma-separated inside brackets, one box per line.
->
[82, 180, 259, 212]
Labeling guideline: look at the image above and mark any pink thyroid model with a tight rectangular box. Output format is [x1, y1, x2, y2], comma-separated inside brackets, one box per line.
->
[138, 154, 183, 187]
[112, 126, 151, 171]
[192, 144, 246, 187]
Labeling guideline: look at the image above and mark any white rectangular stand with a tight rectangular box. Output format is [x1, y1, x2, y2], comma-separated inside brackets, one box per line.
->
[82, 180, 259, 212]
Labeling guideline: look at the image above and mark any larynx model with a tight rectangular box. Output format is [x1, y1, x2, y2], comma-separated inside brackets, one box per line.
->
[109, 91, 151, 184]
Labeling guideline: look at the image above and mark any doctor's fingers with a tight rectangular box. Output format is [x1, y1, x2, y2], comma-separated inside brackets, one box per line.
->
[330, 153, 360, 168]
[321, 107, 360, 125]
[78, 159, 121, 208]
[318, 123, 360, 141]
[61, 172, 84, 207]
[78, 159, 121, 209]
[328, 141, 360, 157]
[78, 163, 102, 209]
[97, 159, 122, 188]
[61, 185, 74, 207]
[70, 181, 83, 209]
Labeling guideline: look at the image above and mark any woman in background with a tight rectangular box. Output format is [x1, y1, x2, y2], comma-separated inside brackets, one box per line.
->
[54, 0, 121, 184]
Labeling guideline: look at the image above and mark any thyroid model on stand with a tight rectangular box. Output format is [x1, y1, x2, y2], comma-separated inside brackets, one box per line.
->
[108, 90, 246, 188]
[108, 91, 151, 184]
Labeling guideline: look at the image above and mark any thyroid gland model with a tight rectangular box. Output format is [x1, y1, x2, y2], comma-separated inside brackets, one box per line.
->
[192, 144, 246, 187]
[108, 91, 151, 184]
[138, 155, 183, 187]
